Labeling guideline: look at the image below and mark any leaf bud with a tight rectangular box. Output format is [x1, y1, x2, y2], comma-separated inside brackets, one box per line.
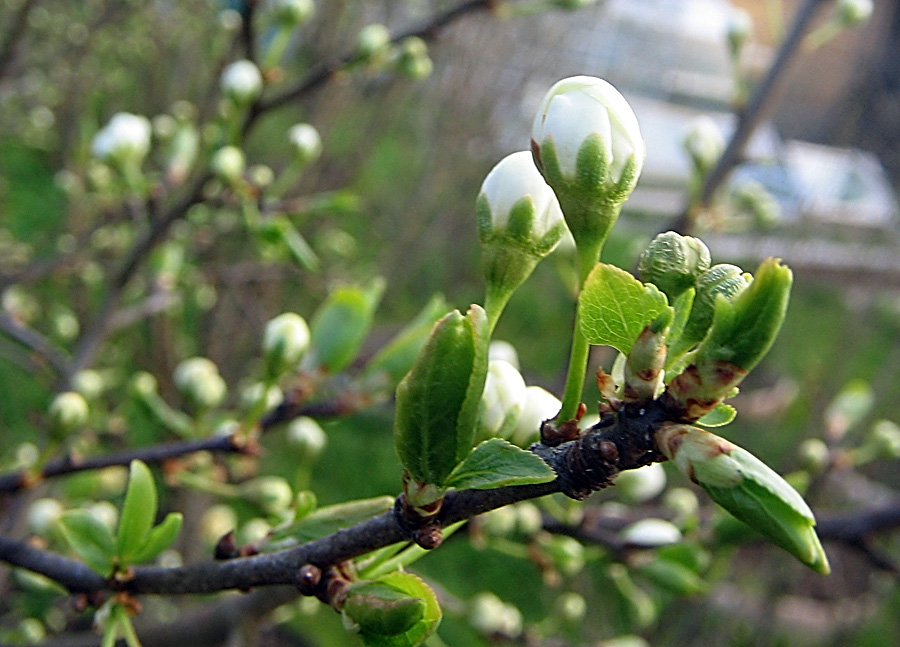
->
[531, 76, 644, 252]
[638, 231, 711, 301]
[731, 178, 780, 228]
[91, 113, 152, 166]
[656, 424, 829, 573]
[49, 391, 90, 433]
[220, 60, 263, 105]
[287, 123, 322, 167]
[262, 312, 311, 378]
[272, 0, 314, 27]
[342, 580, 426, 638]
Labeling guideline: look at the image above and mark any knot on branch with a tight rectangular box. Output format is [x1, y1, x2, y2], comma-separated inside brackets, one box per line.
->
[393, 495, 444, 549]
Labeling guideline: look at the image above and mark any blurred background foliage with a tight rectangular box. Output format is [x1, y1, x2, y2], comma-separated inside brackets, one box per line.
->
[2, 0, 900, 646]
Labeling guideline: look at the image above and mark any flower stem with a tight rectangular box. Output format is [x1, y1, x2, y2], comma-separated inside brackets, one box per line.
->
[558, 239, 602, 421]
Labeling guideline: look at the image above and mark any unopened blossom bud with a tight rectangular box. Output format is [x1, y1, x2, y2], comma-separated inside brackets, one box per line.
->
[477, 151, 567, 325]
[683, 116, 724, 176]
[287, 123, 322, 166]
[510, 386, 561, 447]
[396, 37, 432, 79]
[286, 416, 327, 462]
[476, 359, 527, 441]
[262, 312, 311, 378]
[615, 463, 667, 504]
[656, 423, 829, 573]
[726, 8, 753, 58]
[72, 369, 106, 400]
[357, 24, 391, 59]
[28, 498, 64, 535]
[173, 357, 227, 410]
[836, 0, 873, 26]
[469, 593, 523, 638]
[554, 592, 587, 624]
[731, 179, 780, 228]
[621, 518, 682, 547]
[49, 391, 90, 433]
[868, 420, 900, 459]
[531, 76, 644, 255]
[211, 146, 245, 185]
[272, 0, 314, 27]
[797, 438, 830, 473]
[221, 60, 263, 105]
[488, 340, 520, 369]
[243, 476, 293, 515]
[638, 231, 711, 301]
[91, 113, 152, 166]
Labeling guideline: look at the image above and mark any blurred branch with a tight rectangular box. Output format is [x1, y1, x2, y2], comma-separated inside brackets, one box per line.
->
[239, 0, 259, 64]
[0, 433, 251, 495]
[251, 0, 496, 118]
[0, 0, 38, 83]
[670, 0, 829, 233]
[0, 310, 72, 378]
[818, 503, 900, 573]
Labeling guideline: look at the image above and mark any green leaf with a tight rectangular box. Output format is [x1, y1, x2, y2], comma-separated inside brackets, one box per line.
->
[57, 510, 116, 576]
[274, 215, 320, 271]
[347, 572, 442, 647]
[635, 557, 707, 596]
[309, 280, 385, 373]
[117, 460, 157, 561]
[579, 263, 669, 355]
[696, 403, 736, 428]
[444, 438, 555, 490]
[268, 496, 394, 546]
[394, 306, 490, 485]
[126, 512, 183, 565]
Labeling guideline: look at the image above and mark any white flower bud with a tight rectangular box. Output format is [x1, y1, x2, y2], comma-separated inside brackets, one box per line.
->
[614, 463, 667, 504]
[272, 0, 314, 27]
[510, 386, 561, 447]
[684, 116, 724, 174]
[263, 312, 311, 377]
[621, 518, 682, 547]
[836, 0, 872, 25]
[221, 59, 263, 105]
[241, 382, 283, 411]
[173, 357, 227, 410]
[488, 340, 519, 370]
[477, 359, 527, 440]
[87, 501, 119, 532]
[48, 391, 89, 432]
[72, 369, 105, 400]
[91, 112, 152, 166]
[28, 498, 63, 535]
[554, 592, 587, 624]
[286, 416, 327, 461]
[478, 151, 565, 247]
[726, 8, 753, 57]
[469, 593, 522, 638]
[200, 504, 238, 546]
[287, 123, 322, 166]
[211, 146, 245, 185]
[356, 23, 391, 59]
[244, 477, 293, 515]
[531, 75, 644, 193]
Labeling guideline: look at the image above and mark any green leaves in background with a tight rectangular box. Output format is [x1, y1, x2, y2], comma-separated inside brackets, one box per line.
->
[309, 279, 385, 373]
[444, 438, 555, 490]
[343, 571, 441, 647]
[394, 305, 490, 487]
[579, 263, 670, 355]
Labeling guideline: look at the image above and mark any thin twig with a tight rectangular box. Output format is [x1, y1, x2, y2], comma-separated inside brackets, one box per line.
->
[0, 0, 38, 83]
[0, 310, 72, 377]
[0, 433, 249, 495]
[669, 0, 829, 232]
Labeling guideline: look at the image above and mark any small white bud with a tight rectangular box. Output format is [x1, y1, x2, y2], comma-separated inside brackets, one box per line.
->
[272, 0, 314, 27]
[836, 0, 873, 25]
[488, 340, 519, 370]
[356, 23, 391, 59]
[286, 416, 327, 461]
[28, 498, 64, 535]
[510, 386, 561, 447]
[48, 391, 89, 433]
[91, 112, 152, 166]
[614, 463, 667, 505]
[683, 116, 725, 174]
[287, 123, 322, 166]
[221, 60, 263, 105]
[263, 312, 311, 377]
[173, 357, 227, 410]
[477, 359, 527, 440]
[211, 146, 245, 185]
[621, 518, 682, 547]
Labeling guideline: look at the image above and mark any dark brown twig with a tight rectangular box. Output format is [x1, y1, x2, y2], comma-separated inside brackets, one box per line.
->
[0, 310, 72, 377]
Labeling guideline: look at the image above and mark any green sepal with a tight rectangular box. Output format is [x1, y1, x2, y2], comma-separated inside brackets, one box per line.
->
[394, 305, 490, 485]
[444, 438, 556, 490]
[579, 263, 671, 355]
[696, 403, 736, 428]
[343, 571, 441, 647]
[116, 460, 157, 561]
[57, 510, 117, 576]
[267, 496, 394, 548]
[309, 279, 385, 373]
[365, 294, 449, 386]
[125, 512, 183, 565]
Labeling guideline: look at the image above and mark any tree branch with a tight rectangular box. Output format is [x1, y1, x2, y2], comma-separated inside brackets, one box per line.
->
[0, 310, 73, 378]
[0, 0, 38, 83]
[0, 433, 250, 495]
